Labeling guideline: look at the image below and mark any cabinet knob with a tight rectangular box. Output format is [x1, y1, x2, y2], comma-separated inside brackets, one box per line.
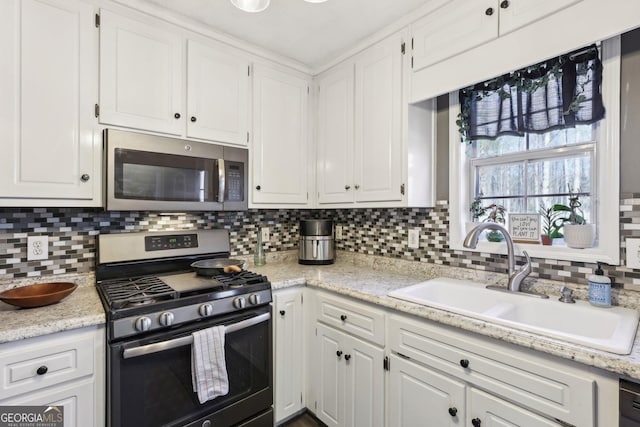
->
[345, 185, 351, 190]
[256, 185, 261, 191]
[344, 354, 351, 361]
[36, 365, 48, 375]
[472, 418, 482, 427]
[340, 314, 347, 321]
[336, 350, 343, 357]
[485, 7, 494, 15]
[500, 0, 509, 8]
[279, 310, 286, 316]
[80, 174, 90, 182]
[190, 116, 197, 122]
[174, 113, 181, 119]
[354, 184, 360, 190]
[459, 359, 470, 368]
[448, 407, 458, 417]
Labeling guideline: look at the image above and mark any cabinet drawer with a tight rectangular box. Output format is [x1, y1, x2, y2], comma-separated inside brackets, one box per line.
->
[389, 315, 594, 427]
[316, 293, 385, 346]
[0, 330, 95, 400]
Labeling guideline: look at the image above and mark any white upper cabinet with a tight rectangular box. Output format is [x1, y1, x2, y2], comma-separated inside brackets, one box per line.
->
[354, 32, 404, 204]
[316, 62, 355, 204]
[411, 0, 581, 72]
[0, 0, 100, 206]
[251, 64, 310, 206]
[186, 39, 250, 145]
[99, 9, 184, 136]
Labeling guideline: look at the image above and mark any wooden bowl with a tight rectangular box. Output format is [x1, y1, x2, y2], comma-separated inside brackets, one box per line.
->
[0, 282, 78, 308]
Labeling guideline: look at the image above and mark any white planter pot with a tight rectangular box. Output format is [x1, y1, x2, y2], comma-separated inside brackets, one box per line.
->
[563, 224, 595, 249]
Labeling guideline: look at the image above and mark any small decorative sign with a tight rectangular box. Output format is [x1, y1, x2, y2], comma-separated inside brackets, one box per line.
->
[509, 213, 541, 243]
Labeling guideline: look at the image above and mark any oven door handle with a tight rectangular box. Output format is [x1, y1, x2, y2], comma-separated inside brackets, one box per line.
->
[122, 312, 270, 359]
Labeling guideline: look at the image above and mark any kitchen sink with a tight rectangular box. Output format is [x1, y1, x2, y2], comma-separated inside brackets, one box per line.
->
[388, 278, 640, 355]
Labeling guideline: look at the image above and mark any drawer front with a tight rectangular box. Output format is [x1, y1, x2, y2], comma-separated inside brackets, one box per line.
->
[389, 315, 595, 427]
[0, 331, 95, 400]
[316, 293, 385, 346]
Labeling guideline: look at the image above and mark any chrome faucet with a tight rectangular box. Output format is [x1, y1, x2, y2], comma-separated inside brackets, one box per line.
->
[463, 222, 534, 294]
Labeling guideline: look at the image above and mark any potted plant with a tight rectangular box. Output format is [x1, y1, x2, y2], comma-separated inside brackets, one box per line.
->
[539, 204, 563, 245]
[553, 192, 595, 248]
[483, 203, 506, 242]
[466, 196, 487, 234]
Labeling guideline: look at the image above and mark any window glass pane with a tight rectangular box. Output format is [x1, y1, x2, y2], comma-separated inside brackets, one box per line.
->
[526, 155, 591, 196]
[528, 125, 594, 150]
[477, 163, 524, 198]
[472, 135, 525, 159]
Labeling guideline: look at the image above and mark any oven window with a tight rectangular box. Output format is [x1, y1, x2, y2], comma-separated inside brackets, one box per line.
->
[114, 148, 218, 202]
[111, 316, 271, 427]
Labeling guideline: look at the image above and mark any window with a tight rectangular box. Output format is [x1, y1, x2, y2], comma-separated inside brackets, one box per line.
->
[449, 36, 621, 264]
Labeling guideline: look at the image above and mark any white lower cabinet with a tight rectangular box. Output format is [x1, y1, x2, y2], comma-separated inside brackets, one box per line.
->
[0, 325, 105, 427]
[273, 288, 304, 424]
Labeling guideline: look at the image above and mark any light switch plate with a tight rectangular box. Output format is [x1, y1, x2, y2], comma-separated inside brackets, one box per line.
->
[408, 229, 420, 249]
[27, 235, 49, 261]
[627, 238, 640, 270]
[335, 225, 343, 240]
[261, 227, 270, 242]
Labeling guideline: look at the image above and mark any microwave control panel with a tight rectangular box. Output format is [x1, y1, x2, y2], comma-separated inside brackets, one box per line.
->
[226, 162, 244, 202]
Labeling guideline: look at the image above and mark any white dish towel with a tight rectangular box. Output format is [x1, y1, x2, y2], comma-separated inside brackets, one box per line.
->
[191, 325, 229, 404]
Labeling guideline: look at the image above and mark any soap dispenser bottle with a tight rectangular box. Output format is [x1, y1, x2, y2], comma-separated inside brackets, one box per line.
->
[254, 226, 266, 266]
[588, 262, 611, 307]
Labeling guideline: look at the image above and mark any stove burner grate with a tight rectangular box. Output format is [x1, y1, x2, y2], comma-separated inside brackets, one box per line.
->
[100, 276, 178, 309]
[213, 271, 269, 288]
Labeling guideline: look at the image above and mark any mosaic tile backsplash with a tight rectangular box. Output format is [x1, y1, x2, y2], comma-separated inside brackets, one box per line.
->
[2, 197, 640, 291]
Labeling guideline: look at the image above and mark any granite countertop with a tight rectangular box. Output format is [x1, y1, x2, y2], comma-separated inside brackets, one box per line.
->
[0, 273, 105, 344]
[252, 251, 640, 381]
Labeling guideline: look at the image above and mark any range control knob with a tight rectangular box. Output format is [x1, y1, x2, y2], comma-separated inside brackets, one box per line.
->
[248, 294, 261, 305]
[233, 297, 246, 309]
[199, 303, 213, 317]
[134, 317, 152, 332]
[159, 312, 175, 326]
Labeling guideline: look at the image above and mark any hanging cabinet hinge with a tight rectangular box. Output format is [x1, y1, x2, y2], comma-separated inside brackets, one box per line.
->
[94, 104, 100, 118]
[247, 65, 250, 76]
[384, 356, 390, 371]
[411, 57, 414, 69]
[401, 184, 405, 195]
[411, 37, 414, 50]
[246, 132, 249, 143]
[95, 13, 100, 28]
[307, 86, 310, 94]
[301, 293, 303, 304]
[401, 42, 405, 55]
[300, 393, 303, 404]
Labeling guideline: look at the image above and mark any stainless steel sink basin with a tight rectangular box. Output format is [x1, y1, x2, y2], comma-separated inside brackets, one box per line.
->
[388, 278, 640, 355]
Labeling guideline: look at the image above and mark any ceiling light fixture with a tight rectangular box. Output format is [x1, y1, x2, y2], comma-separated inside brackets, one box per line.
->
[230, 0, 270, 13]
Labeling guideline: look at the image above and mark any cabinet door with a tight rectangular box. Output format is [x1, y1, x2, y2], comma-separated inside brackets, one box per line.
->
[343, 335, 384, 427]
[273, 289, 304, 424]
[498, 0, 582, 35]
[252, 64, 309, 205]
[315, 323, 344, 427]
[389, 354, 465, 427]
[100, 10, 183, 135]
[0, 0, 99, 203]
[354, 32, 403, 203]
[316, 63, 355, 204]
[411, 0, 498, 71]
[187, 40, 250, 145]
[468, 388, 562, 427]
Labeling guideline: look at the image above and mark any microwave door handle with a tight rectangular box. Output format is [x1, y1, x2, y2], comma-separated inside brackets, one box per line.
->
[218, 159, 225, 203]
[122, 312, 271, 359]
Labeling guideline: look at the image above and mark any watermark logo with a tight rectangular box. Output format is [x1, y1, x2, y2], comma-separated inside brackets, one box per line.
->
[0, 406, 63, 427]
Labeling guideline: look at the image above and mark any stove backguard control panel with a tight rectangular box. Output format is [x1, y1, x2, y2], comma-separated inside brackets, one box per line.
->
[145, 233, 199, 251]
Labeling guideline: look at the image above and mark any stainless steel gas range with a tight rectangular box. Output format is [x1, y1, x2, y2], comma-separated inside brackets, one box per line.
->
[96, 229, 273, 427]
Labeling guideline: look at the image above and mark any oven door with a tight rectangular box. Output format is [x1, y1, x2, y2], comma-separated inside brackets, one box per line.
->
[108, 306, 272, 427]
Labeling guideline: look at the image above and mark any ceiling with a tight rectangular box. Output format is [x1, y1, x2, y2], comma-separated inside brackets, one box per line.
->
[139, 0, 431, 69]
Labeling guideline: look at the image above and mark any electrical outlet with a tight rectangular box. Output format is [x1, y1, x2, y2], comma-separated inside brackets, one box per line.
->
[261, 227, 270, 242]
[335, 225, 343, 240]
[627, 238, 640, 270]
[27, 235, 49, 261]
[408, 229, 420, 249]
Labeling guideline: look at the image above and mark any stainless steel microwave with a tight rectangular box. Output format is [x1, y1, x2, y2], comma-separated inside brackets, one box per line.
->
[104, 129, 248, 211]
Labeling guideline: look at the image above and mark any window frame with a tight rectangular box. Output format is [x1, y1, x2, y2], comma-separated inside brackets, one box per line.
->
[448, 36, 621, 265]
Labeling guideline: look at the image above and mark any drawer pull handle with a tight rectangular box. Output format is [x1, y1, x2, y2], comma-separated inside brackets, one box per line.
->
[448, 407, 457, 417]
[336, 351, 343, 357]
[472, 418, 481, 427]
[459, 359, 469, 368]
[279, 310, 285, 316]
[36, 366, 48, 375]
[340, 314, 347, 321]
[500, 0, 510, 8]
[174, 113, 181, 119]
[485, 7, 494, 16]
[344, 354, 351, 361]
